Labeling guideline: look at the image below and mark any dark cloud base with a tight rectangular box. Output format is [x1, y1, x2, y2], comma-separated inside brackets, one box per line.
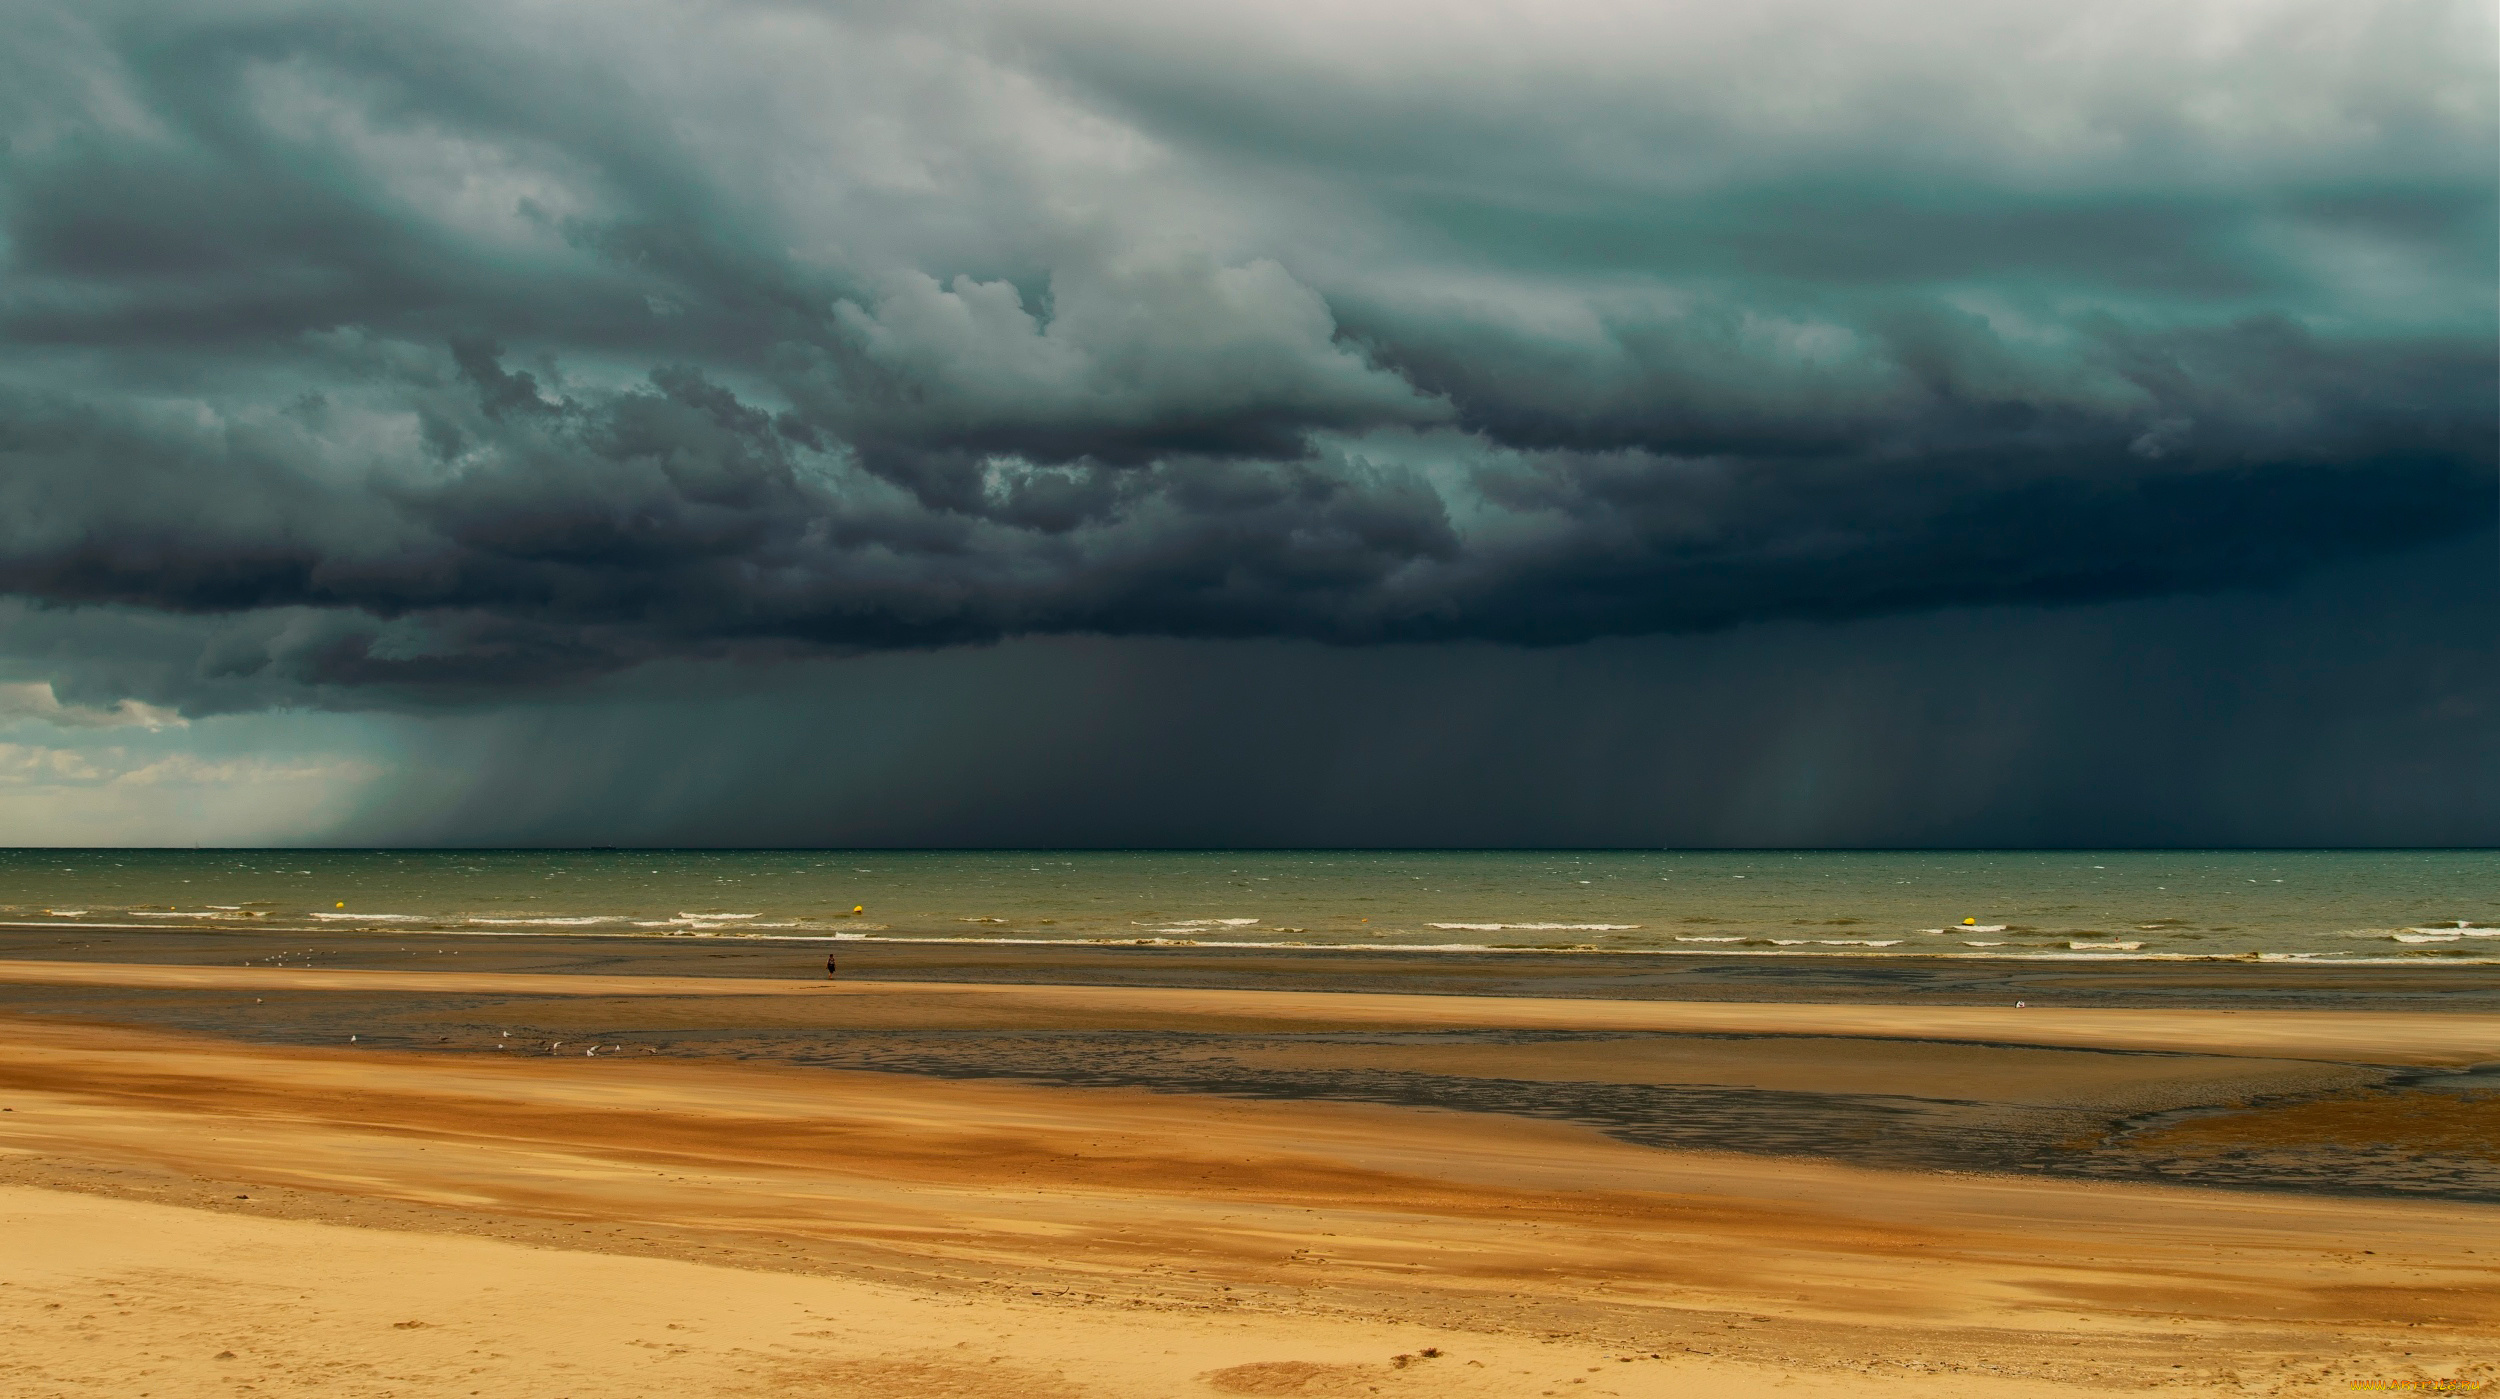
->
[2, 329, 2487, 713]
[333, 534, 2500, 850]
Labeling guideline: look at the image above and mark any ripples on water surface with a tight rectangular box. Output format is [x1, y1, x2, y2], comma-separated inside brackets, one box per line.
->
[1, 849, 2494, 963]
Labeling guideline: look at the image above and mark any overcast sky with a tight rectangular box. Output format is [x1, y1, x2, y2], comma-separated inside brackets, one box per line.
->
[0, 0, 2491, 846]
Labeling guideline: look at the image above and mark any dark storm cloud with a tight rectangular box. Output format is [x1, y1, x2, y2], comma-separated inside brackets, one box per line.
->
[0, 0, 2490, 710]
[335, 535, 2500, 850]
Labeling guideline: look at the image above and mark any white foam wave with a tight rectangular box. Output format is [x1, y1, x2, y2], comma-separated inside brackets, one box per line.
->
[311, 912, 427, 921]
[2394, 932, 2464, 943]
[466, 916, 627, 926]
[1819, 939, 1902, 947]
[679, 912, 758, 920]
[1426, 922, 1640, 931]
[1675, 936, 1745, 943]
[534, 927, 2494, 966]
[2069, 940, 2145, 951]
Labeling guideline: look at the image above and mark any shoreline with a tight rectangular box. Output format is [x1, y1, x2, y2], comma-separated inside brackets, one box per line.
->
[2, 957, 2497, 1064]
[10, 918, 2498, 968]
[9, 924, 2500, 1009]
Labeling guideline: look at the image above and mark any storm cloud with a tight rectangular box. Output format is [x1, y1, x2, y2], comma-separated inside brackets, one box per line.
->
[0, 0, 2489, 716]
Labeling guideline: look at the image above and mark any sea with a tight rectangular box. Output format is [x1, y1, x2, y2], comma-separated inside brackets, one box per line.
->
[1, 848, 2495, 964]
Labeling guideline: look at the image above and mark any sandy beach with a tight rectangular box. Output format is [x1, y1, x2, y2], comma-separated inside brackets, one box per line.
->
[1, 938, 2493, 1396]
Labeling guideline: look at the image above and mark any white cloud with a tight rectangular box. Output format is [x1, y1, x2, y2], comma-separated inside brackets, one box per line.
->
[0, 741, 375, 788]
[0, 742, 107, 783]
[0, 727, 391, 846]
[110, 754, 381, 787]
[0, 681, 187, 730]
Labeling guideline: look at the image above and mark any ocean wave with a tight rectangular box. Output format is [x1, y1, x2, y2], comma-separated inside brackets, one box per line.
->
[334, 922, 2493, 966]
[465, 916, 627, 926]
[1818, 939, 1902, 947]
[832, 932, 2496, 965]
[1675, 936, 1746, 943]
[2069, 940, 2145, 951]
[310, 912, 428, 921]
[1426, 922, 1641, 931]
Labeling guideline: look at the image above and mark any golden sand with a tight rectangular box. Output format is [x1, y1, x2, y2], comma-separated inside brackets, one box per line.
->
[0, 964, 2493, 1396]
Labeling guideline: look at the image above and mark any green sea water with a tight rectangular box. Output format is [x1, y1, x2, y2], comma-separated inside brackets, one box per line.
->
[2, 848, 2495, 963]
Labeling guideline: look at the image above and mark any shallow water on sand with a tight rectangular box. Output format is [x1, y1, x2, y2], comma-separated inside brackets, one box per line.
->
[2, 848, 2495, 964]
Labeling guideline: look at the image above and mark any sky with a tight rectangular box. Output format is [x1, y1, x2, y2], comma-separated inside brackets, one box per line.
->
[0, 0, 2492, 847]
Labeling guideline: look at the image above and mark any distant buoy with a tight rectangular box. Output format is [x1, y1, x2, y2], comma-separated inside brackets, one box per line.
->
[1961, 917, 1977, 926]
[852, 905, 864, 915]
[336, 901, 346, 909]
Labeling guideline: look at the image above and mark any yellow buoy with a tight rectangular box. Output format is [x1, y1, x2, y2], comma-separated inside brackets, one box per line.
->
[1962, 917, 1977, 926]
[336, 901, 346, 908]
[852, 904, 864, 915]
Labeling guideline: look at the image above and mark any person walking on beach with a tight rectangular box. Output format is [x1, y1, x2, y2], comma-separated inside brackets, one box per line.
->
[825, 951, 838, 979]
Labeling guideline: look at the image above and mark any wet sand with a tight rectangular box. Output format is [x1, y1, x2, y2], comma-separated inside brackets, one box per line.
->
[13, 921, 2500, 1007]
[1, 936, 2494, 1395]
